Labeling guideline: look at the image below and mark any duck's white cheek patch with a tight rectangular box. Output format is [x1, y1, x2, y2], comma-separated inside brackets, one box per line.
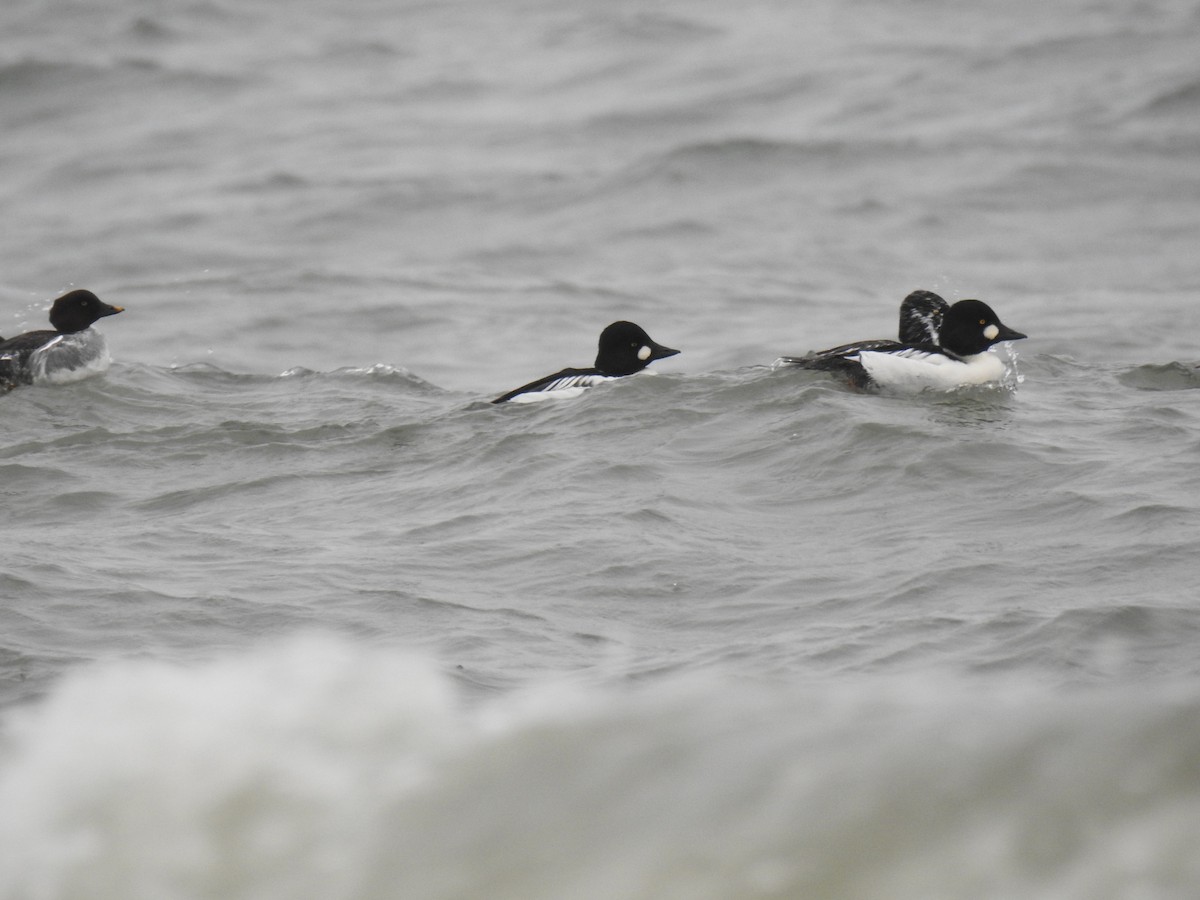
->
[983, 324, 999, 340]
[637, 345, 652, 361]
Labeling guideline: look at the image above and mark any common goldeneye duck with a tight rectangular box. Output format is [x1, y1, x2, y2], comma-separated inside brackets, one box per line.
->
[492, 320, 680, 404]
[778, 297, 1026, 391]
[0, 289, 124, 387]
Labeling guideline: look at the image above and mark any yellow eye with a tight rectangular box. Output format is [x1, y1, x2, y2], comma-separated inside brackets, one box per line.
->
[979, 319, 986, 325]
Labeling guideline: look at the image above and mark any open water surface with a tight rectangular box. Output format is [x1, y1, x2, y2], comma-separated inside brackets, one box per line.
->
[2, 0, 1200, 897]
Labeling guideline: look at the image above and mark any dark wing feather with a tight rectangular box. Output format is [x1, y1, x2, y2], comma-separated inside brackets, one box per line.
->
[0, 330, 58, 356]
[0, 330, 58, 386]
[899, 291, 950, 346]
[777, 339, 906, 370]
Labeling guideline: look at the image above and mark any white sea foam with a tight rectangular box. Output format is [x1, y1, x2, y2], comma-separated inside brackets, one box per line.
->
[2, 637, 1199, 900]
[0, 637, 459, 900]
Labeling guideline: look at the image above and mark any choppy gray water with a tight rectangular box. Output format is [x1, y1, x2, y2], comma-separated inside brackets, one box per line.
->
[3, 0, 1200, 897]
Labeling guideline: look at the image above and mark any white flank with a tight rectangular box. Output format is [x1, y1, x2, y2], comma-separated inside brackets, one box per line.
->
[27, 330, 112, 384]
[858, 348, 1008, 391]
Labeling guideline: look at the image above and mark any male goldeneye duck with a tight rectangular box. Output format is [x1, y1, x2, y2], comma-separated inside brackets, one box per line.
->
[778, 297, 1026, 391]
[492, 320, 680, 404]
[0, 289, 124, 387]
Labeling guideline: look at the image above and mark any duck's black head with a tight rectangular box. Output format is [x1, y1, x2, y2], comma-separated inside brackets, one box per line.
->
[49, 290, 124, 334]
[594, 321, 680, 376]
[938, 299, 1026, 357]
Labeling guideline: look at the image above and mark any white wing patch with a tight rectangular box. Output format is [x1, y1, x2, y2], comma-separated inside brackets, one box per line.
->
[851, 347, 938, 364]
[508, 373, 616, 403]
[912, 309, 941, 344]
[542, 373, 613, 392]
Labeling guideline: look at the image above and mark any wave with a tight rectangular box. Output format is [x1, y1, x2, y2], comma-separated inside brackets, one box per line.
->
[618, 136, 898, 179]
[544, 9, 723, 48]
[1140, 76, 1200, 117]
[1, 635, 1198, 900]
[117, 361, 447, 391]
[1117, 361, 1200, 391]
[0, 55, 242, 95]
